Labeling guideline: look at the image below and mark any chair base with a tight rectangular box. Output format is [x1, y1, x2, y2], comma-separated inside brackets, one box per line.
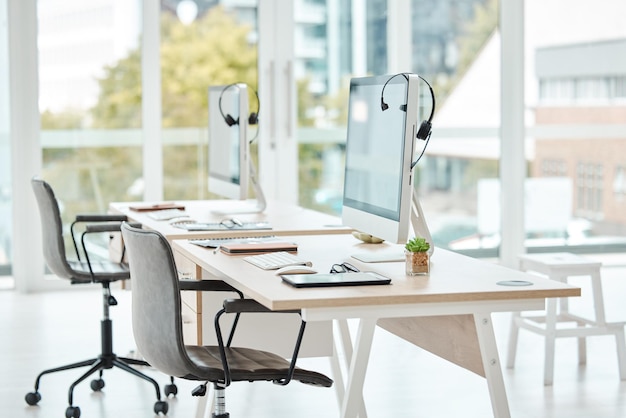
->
[25, 319, 172, 418]
[27, 354, 161, 405]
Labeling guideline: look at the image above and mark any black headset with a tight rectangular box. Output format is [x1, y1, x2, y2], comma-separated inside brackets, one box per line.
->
[218, 83, 260, 126]
[380, 72, 436, 141]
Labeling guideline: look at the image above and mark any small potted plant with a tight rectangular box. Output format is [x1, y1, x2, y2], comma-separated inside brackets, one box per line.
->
[404, 237, 430, 276]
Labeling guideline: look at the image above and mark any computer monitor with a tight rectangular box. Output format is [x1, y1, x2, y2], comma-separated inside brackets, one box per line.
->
[208, 83, 249, 201]
[341, 74, 422, 245]
[207, 84, 266, 214]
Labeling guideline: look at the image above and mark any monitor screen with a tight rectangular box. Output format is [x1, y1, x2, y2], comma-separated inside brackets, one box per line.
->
[208, 84, 249, 200]
[341, 74, 420, 244]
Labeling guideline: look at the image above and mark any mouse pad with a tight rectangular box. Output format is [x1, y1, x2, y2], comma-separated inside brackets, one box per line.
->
[281, 272, 391, 288]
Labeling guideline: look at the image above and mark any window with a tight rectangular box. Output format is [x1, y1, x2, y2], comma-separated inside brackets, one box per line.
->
[576, 162, 604, 218]
[541, 159, 567, 177]
[159, 1, 259, 201]
[38, 0, 143, 260]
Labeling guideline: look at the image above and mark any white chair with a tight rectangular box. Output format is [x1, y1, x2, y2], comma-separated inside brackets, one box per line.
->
[507, 252, 626, 385]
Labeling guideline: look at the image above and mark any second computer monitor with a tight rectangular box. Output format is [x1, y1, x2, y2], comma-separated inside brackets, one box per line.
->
[208, 84, 249, 201]
[341, 74, 421, 244]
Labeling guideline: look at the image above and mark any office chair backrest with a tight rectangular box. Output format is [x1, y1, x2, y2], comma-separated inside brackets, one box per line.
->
[121, 223, 197, 378]
[31, 177, 77, 281]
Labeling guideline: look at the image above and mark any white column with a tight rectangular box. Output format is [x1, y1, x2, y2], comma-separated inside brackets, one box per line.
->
[8, 0, 44, 292]
[326, 0, 340, 94]
[258, 0, 297, 203]
[387, 0, 412, 73]
[352, 0, 367, 76]
[499, 0, 526, 268]
[141, 0, 163, 201]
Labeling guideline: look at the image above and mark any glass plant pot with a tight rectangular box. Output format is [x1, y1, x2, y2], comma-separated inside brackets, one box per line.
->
[405, 250, 430, 276]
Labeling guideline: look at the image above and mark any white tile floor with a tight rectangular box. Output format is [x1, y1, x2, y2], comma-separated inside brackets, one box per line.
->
[1, 255, 626, 417]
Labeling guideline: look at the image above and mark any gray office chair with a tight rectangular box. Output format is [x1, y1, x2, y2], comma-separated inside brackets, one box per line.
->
[25, 177, 170, 418]
[120, 222, 333, 418]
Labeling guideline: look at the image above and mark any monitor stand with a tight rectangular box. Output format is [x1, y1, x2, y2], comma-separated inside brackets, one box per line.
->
[351, 193, 433, 263]
[210, 160, 267, 215]
[409, 192, 434, 257]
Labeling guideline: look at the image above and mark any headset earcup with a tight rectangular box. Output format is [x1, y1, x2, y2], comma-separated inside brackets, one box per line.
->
[224, 114, 238, 126]
[416, 120, 432, 141]
[248, 112, 258, 125]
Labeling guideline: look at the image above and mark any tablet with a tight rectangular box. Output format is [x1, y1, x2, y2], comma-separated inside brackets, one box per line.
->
[281, 272, 391, 288]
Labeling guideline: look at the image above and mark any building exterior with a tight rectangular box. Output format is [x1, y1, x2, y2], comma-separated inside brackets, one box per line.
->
[533, 38, 626, 234]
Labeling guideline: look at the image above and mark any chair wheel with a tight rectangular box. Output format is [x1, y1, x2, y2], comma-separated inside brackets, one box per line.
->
[90, 378, 105, 391]
[25, 391, 41, 406]
[65, 405, 81, 418]
[164, 383, 178, 397]
[154, 400, 169, 415]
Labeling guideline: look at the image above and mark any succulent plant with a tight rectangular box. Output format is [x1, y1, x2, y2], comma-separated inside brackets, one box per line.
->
[405, 236, 430, 252]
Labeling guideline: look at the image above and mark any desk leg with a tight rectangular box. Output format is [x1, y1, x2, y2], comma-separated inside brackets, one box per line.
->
[543, 297, 557, 386]
[335, 319, 368, 418]
[341, 318, 376, 418]
[195, 385, 212, 418]
[474, 313, 511, 418]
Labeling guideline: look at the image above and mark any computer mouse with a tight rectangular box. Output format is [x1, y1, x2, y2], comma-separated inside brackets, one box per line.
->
[275, 265, 318, 275]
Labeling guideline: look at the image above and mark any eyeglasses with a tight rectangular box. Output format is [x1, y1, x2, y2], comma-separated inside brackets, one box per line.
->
[219, 218, 244, 228]
[330, 262, 359, 274]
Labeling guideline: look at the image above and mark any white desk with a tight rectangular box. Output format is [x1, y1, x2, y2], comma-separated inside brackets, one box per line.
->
[109, 199, 351, 241]
[173, 234, 580, 418]
[109, 199, 351, 358]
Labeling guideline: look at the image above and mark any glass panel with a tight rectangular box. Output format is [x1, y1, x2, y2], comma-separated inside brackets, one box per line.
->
[294, 0, 500, 257]
[527, 0, 626, 254]
[160, 1, 259, 201]
[412, 0, 500, 256]
[0, 0, 11, 284]
[38, 0, 143, 260]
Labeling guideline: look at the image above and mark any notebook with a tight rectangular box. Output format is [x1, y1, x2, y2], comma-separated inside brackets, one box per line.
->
[220, 242, 298, 255]
[281, 271, 391, 288]
[129, 202, 185, 212]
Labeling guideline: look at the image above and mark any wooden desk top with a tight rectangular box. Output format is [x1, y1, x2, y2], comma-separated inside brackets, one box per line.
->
[110, 200, 351, 240]
[173, 234, 580, 312]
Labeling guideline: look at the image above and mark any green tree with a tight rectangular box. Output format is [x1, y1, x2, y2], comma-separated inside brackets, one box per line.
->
[90, 47, 143, 128]
[41, 109, 85, 129]
[90, 6, 257, 129]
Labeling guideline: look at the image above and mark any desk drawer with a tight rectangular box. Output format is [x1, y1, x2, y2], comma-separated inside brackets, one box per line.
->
[181, 303, 200, 345]
[198, 267, 333, 357]
[173, 250, 333, 357]
[174, 250, 202, 314]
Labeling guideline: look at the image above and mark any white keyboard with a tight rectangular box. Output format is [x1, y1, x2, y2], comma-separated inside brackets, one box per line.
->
[146, 208, 188, 221]
[243, 251, 312, 270]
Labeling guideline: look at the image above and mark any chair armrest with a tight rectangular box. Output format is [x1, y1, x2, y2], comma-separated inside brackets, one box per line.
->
[222, 298, 300, 314]
[84, 222, 125, 233]
[179, 279, 240, 294]
[75, 214, 128, 223]
[83, 222, 141, 233]
[76, 221, 142, 276]
[215, 298, 306, 387]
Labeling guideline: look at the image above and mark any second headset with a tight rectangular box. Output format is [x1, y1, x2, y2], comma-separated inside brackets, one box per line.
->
[218, 82, 260, 127]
